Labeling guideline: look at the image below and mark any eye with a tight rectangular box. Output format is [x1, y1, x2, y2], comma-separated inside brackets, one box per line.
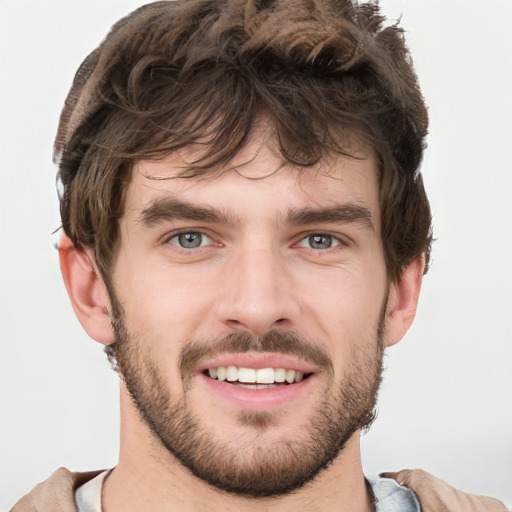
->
[168, 231, 212, 249]
[298, 234, 341, 250]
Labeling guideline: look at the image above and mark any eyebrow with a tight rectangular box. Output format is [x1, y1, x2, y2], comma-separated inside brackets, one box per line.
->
[138, 197, 239, 227]
[287, 204, 375, 232]
[138, 197, 374, 232]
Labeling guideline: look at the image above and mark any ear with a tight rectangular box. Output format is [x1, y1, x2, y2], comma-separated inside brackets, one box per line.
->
[59, 234, 115, 345]
[384, 257, 425, 348]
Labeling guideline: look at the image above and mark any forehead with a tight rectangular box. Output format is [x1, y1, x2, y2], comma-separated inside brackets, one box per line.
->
[123, 132, 380, 226]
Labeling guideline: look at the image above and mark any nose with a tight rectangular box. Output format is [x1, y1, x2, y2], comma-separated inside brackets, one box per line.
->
[216, 243, 300, 335]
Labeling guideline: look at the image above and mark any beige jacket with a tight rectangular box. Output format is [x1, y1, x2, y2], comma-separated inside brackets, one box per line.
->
[10, 468, 103, 512]
[10, 467, 509, 512]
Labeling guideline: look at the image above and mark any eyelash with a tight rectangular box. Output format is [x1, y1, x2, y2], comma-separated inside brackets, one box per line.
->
[295, 233, 345, 251]
[164, 230, 348, 254]
[164, 230, 217, 252]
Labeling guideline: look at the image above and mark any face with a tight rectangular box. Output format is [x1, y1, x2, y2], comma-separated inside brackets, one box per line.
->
[108, 131, 390, 497]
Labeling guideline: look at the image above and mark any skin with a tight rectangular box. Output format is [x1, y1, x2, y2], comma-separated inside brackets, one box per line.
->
[59, 128, 424, 512]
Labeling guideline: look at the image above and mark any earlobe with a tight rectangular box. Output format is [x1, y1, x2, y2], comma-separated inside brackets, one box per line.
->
[59, 234, 115, 345]
[385, 257, 425, 348]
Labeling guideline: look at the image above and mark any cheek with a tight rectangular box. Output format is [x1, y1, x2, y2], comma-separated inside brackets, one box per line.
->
[112, 263, 221, 392]
[114, 259, 218, 340]
[301, 265, 386, 363]
[305, 262, 386, 317]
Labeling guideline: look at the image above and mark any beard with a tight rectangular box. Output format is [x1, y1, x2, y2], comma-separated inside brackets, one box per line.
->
[106, 299, 386, 498]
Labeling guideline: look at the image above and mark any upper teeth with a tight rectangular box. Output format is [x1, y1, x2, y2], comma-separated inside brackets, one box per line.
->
[208, 366, 304, 384]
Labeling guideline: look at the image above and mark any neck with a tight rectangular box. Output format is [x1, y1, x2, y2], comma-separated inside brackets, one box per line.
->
[103, 389, 374, 512]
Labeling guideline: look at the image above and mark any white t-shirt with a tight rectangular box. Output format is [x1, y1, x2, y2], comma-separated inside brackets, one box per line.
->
[74, 472, 420, 512]
[368, 476, 421, 511]
[75, 470, 109, 512]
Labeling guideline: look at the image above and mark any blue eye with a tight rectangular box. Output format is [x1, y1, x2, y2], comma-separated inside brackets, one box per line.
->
[169, 232, 211, 249]
[299, 234, 341, 250]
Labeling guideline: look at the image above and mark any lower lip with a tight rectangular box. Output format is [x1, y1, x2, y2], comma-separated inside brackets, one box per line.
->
[197, 373, 315, 410]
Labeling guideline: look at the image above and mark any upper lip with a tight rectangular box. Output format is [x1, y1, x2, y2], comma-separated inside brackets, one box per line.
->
[195, 352, 317, 375]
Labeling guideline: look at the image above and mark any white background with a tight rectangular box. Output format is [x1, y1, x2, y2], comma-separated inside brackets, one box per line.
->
[1, 1, 511, 509]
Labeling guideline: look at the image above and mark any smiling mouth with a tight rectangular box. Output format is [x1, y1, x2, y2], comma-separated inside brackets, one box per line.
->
[204, 366, 312, 389]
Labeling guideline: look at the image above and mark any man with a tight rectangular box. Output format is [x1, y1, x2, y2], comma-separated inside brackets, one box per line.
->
[10, 1, 508, 511]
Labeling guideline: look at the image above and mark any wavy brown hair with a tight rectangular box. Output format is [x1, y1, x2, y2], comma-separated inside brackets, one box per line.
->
[57, 0, 432, 287]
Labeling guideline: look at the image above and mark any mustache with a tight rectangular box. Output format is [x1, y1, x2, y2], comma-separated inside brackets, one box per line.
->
[179, 330, 334, 380]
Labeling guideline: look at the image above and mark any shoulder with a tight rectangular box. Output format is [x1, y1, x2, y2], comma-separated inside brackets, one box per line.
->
[10, 468, 105, 512]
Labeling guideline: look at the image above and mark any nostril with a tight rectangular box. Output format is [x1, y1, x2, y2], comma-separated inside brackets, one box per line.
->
[224, 317, 289, 335]
[226, 319, 245, 329]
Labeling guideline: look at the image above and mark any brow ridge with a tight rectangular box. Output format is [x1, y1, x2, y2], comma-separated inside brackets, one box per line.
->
[287, 204, 374, 231]
[139, 197, 238, 227]
[138, 197, 374, 232]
